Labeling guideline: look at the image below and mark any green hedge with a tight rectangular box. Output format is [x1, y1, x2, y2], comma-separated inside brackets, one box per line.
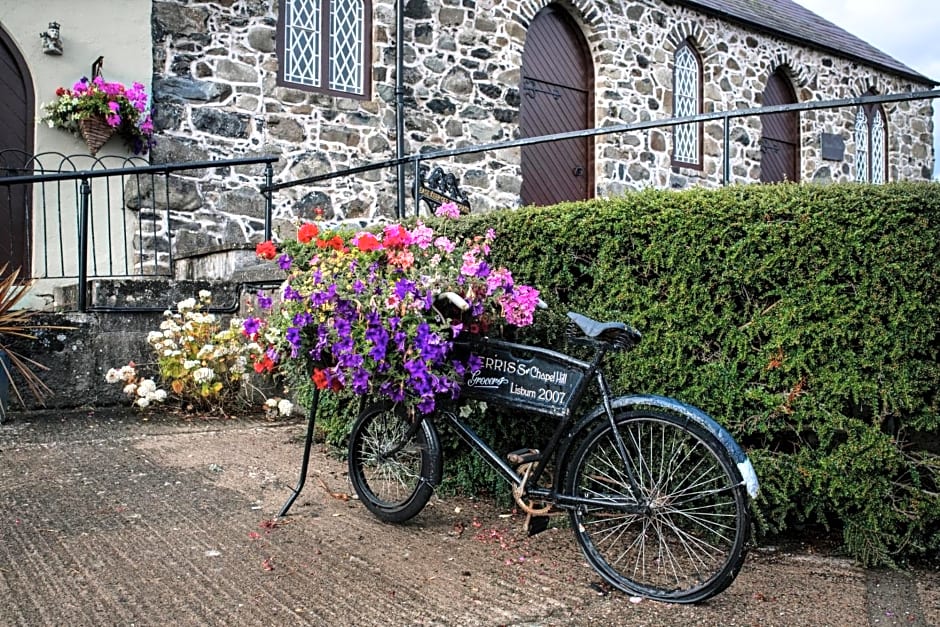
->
[430, 182, 940, 567]
[315, 182, 939, 566]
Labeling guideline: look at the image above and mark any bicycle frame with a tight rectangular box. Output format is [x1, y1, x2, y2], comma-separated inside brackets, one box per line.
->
[279, 328, 758, 518]
[439, 400, 646, 514]
[441, 335, 649, 514]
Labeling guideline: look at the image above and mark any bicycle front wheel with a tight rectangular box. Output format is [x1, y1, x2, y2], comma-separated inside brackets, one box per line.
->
[565, 410, 750, 603]
[348, 402, 442, 523]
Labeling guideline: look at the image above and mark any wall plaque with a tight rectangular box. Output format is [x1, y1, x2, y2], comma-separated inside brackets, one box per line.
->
[821, 133, 845, 161]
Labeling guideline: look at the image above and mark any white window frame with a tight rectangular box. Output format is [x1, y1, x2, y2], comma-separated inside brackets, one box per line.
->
[279, 0, 371, 99]
[855, 99, 888, 184]
[672, 40, 702, 168]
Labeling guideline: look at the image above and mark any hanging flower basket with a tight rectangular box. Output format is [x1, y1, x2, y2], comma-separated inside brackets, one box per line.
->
[41, 77, 155, 155]
[78, 115, 116, 156]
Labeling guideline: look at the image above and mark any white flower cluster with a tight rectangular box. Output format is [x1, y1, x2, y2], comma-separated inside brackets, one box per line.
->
[264, 397, 294, 417]
[110, 291, 276, 413]
[104, 363, 167, 409]
[192, 367, 215, 384]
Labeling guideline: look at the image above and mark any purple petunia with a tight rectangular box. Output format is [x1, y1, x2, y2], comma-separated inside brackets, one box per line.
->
[283, 285, 303, 301]
[242, 317, 261, 337]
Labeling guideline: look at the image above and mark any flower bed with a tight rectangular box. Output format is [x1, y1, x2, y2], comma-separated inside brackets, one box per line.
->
[246, 207, 540, 415]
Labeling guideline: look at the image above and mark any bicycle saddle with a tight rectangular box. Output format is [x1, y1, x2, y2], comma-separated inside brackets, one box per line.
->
[566, 312, 642, 348]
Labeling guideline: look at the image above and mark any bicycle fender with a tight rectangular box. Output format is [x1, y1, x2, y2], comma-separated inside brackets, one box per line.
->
[561, 394, 759, 498]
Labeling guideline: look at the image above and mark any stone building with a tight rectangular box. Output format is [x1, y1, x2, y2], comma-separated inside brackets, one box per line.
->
[146, 0, 936, 227]
[0, 0, 937, 282]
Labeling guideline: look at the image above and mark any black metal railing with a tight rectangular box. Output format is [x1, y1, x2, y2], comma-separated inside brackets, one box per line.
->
[264, 88, 940, 216]
[0, 152, 278, 310]
[1, 89, 937, 313]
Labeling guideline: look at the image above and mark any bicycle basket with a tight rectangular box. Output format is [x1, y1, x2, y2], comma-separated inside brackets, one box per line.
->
[456, 336, 591, 418]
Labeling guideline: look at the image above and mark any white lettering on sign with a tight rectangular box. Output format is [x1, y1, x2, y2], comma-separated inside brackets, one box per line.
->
[465, 349, 579, 412]
[510, 381, 536, 398]
[481, 356, 568, 385]
[466, 374, 509, 389]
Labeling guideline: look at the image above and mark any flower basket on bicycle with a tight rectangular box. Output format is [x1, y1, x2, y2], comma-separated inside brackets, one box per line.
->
[244, 208, 542, 416]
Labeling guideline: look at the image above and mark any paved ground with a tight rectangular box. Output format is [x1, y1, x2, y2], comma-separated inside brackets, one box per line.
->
[0, 408, 937, 626]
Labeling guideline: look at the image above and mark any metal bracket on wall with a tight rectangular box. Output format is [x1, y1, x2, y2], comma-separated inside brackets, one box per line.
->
[522, 78, 562, 101]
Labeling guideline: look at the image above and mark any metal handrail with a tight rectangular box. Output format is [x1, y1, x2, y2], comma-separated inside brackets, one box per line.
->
[0, 155, 279, 186]
[263, 89, 940, 210]
[0, 155, 279, 311]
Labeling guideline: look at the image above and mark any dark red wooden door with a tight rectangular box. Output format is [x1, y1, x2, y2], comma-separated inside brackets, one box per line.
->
[0, 27, 33, 278]
[520, 5, 593, 206]
[760, 70, 799, 183]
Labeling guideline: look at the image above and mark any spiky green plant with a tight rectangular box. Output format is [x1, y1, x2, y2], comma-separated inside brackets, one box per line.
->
[0, 265, 69, 413]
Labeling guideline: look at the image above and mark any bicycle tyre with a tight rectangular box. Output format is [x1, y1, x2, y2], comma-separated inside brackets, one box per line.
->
[565, 410, 750, 603]
[348, 402, 442, 523]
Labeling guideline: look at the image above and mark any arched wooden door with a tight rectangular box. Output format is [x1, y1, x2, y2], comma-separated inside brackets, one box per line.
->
[760, 69, 799, 183]
[0, 25, 34, 277]
[520, 5, 593, 206]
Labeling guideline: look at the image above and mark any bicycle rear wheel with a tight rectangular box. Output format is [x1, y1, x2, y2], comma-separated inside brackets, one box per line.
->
[565, 410, 750, 603]
[348, 402, 442, 523]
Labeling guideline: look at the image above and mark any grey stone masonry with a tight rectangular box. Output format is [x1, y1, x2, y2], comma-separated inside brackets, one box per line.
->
[148, 0, 935, 242]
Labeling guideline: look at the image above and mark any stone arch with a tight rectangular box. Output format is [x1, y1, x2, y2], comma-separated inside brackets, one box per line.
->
[664, 23, 718, 63]
[517, 0, 604, 29]
[769, 54, 812, 87]
[851, 76, 883, 97]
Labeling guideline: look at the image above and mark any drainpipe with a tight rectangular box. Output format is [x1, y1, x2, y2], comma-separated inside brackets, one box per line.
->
[395, 0, 406, 219]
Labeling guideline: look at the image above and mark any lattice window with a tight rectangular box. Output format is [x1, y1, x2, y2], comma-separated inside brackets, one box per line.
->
[855, 99, 888, 184]
[329, 0, 365, 94]
[870, 108, 886, 184]
[855, 107, 869, 183]
[283, 0, 321, 87]
[673, 42, 701, 167]
[279, 0, 370, 98]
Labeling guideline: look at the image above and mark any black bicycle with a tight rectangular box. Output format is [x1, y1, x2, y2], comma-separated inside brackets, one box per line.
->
[343, 311, 759, 603]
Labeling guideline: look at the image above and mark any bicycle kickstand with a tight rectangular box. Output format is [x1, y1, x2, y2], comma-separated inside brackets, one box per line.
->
[277, 388, 320, 517]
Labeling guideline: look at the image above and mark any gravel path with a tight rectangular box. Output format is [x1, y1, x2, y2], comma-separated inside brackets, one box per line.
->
[0, 409, 936, 626]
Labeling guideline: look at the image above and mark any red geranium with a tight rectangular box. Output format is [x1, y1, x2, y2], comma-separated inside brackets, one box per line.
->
[256, 240, 277, 260]
[312, 368, 342, 391]
[382, 224, 411, 249]
[253, 354, 275, 374]
[298, 222, 319, 244]
[316, 235, 346, 252]
[356, 233, 381, 252]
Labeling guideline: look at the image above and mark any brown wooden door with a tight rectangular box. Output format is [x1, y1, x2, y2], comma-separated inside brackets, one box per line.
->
[760, 70, 799, 183]
[0, 26, 33, 278]
[520, 5, 593, 206]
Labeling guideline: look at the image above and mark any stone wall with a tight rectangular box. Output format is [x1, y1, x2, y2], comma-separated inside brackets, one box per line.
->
[148, 0, 935, 240]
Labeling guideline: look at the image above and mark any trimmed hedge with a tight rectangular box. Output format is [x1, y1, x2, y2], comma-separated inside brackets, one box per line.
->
[311, 182, 938, 566]
[425, 182, 939, 567]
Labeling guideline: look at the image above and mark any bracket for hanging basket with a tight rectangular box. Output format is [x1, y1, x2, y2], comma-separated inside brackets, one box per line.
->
[78, 115, 116, 155]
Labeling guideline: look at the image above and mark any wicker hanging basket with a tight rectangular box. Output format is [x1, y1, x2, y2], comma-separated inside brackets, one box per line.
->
[78, 115, 116, 155]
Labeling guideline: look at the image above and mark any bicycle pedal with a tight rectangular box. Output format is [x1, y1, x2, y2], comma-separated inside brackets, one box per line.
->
[507, 448, 541, 464]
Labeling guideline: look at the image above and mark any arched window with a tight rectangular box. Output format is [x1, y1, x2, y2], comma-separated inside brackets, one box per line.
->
[278, 0, 372, 98]
[854, 108, 869, 183]
[869, 106, 886, 184]
[672, 40, 702, 168]
[854, 93, 887, 183]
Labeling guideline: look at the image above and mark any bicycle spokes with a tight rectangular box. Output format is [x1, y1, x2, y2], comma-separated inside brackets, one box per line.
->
[568, 411, 749, 602]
